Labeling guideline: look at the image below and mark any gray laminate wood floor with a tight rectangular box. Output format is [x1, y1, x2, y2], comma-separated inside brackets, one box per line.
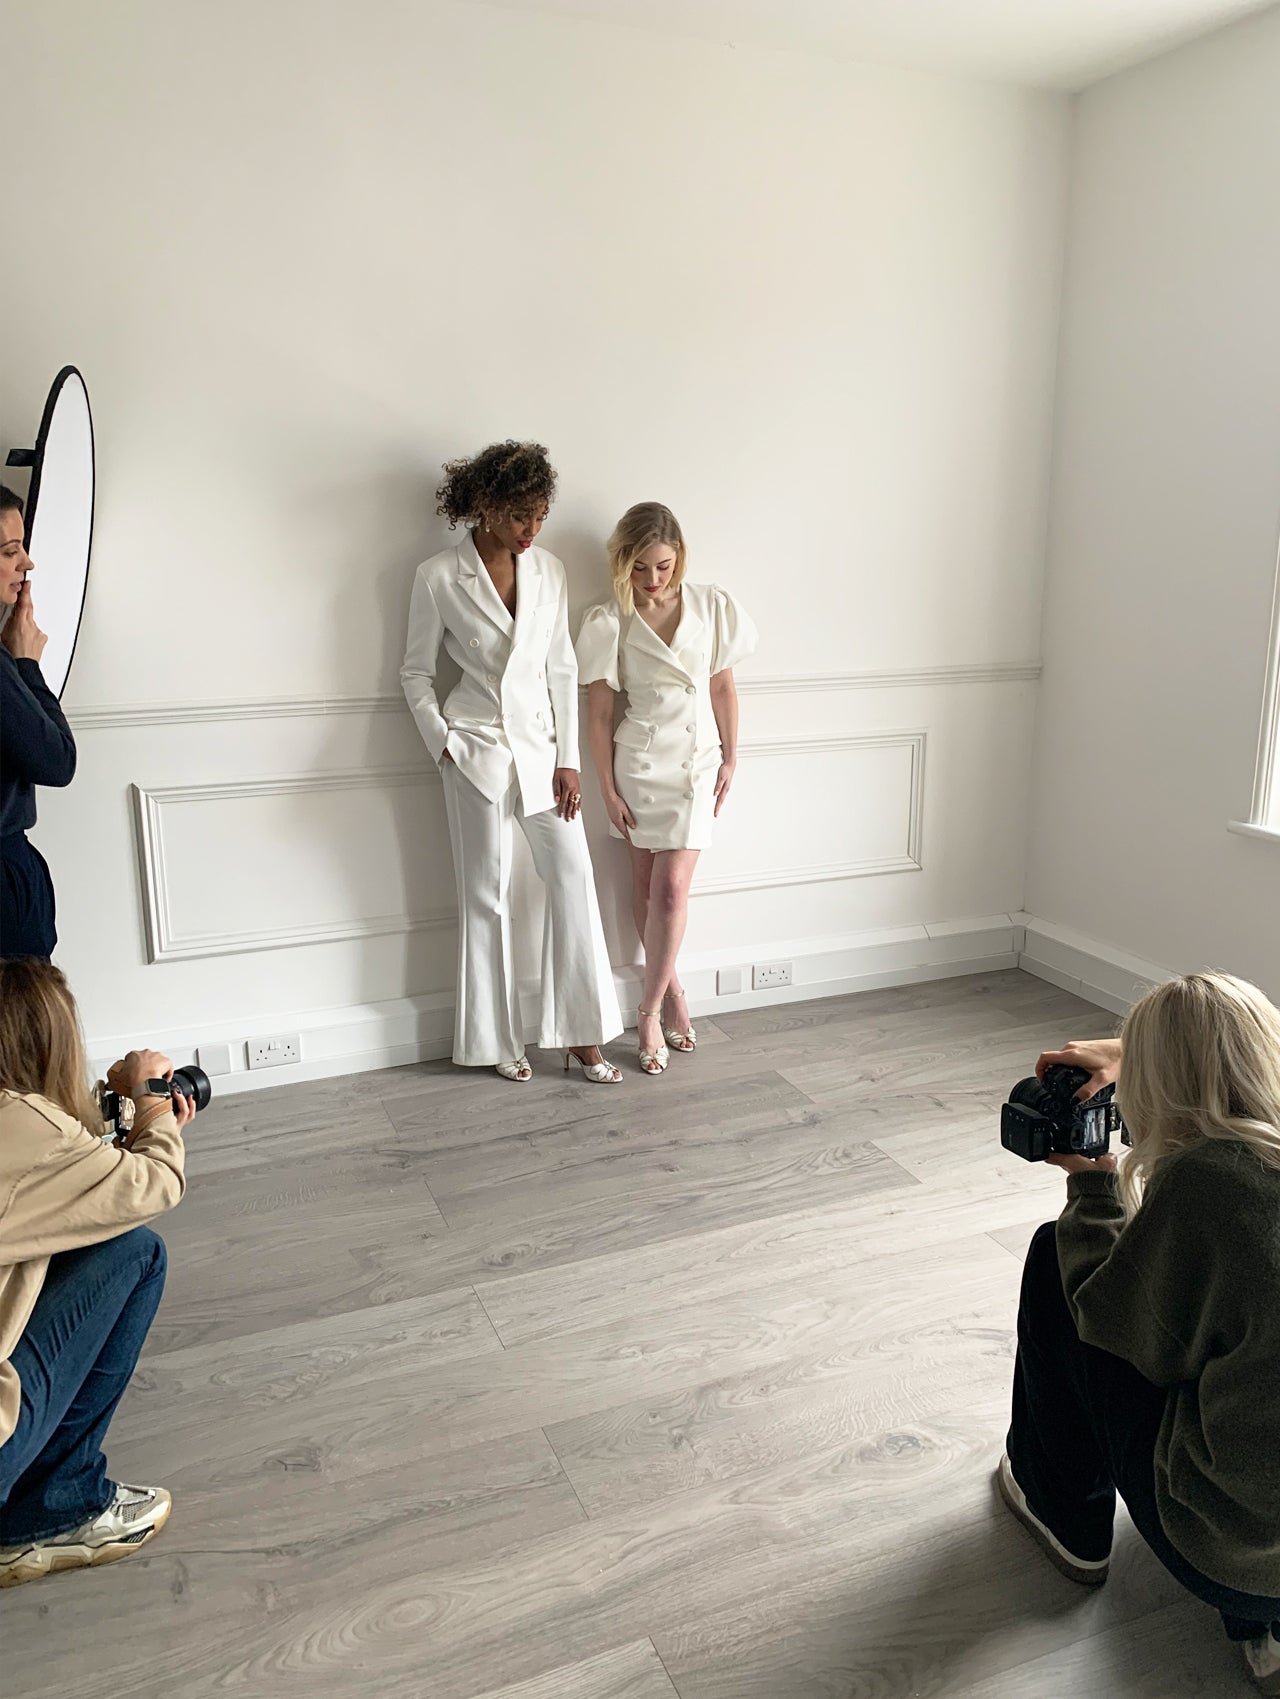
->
[4, 970, 1257, 1698]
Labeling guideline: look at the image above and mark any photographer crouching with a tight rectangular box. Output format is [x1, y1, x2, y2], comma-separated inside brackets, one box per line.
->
[0, 958, 194, 1587]
[998, 972, 1280, 1693]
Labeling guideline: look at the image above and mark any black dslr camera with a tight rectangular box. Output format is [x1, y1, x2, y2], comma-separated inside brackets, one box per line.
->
[1001, 1064, 1127, 1163]
[98, 1065, 212, 1142]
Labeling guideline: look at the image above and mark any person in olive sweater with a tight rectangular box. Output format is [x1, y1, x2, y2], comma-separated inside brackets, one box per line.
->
[999, 972, 1280, 1694]
[0, 482, 76, 960]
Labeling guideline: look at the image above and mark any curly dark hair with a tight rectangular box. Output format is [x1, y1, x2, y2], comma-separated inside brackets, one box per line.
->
[435, 441, 558, 529]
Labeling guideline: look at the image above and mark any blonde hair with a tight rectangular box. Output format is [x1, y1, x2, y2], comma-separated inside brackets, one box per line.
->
[606, 502, 687, 615]
[0, 958, 102, 1131]
[1116, 971, 1280, 1215]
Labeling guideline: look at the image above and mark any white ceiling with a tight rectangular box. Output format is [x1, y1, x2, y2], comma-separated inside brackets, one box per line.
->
[474, 0, 1277, 88]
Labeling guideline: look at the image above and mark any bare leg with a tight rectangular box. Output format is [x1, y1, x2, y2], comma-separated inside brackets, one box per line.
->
[638, 849, 699, 1060]
[629, 845, 655, 947]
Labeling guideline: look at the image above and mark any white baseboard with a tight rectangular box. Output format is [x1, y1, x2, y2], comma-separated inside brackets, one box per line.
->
[88, 913, 1023, 1096]
[89, 911, 1168, 1097]
[1014, 914, 1174, 1017]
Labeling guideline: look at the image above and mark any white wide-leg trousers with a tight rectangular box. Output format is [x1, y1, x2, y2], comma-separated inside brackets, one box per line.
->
[441, 763, 624, 1066]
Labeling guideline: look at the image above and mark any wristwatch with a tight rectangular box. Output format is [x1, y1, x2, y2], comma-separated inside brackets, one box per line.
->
[136, 1079, 173, 1101]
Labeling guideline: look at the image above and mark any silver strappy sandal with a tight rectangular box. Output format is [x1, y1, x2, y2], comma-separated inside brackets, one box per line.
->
[637, 1006, 669, 1076]
[662, 989, 696, 1054]
[564, 1050, 623, 1085]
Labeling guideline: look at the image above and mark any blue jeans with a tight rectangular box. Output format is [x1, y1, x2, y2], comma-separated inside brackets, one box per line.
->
[1008, 1221, 1280, 1642]
[0, 1228, 166, 1543]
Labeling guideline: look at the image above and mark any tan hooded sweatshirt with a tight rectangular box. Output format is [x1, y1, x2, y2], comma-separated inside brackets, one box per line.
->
[0, 1089, 185, 1449]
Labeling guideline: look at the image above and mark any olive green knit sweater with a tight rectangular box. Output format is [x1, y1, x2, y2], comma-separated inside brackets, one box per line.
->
[1058, 1137, 1280, 1596]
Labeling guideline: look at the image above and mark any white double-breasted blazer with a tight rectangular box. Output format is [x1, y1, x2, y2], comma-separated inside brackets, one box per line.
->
[401, 534, 579, 813]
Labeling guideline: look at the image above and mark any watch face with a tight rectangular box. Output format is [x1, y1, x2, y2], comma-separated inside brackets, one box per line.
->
[143, 1079, 173, 1099]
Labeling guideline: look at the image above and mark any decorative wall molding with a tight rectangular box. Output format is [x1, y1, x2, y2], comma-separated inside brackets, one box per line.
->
[74, 694, 402, 731]
[71, 662, 1040, 729]
[736, 662, 1039, 696]
[132, 766, 450, 963]
[697, 730, 925, 894]
[130, 729, 927, 963]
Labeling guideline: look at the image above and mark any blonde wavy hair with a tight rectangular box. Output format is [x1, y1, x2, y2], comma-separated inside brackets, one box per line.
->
[607, 502, 687, 616]
[0, 958, 102, 1131]
[1117, 971, 1280, 1216]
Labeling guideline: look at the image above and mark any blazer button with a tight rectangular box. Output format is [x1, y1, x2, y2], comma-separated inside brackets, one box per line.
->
[684, 790, 695, 800]
[685, 684, 695, 695]
[685, 724, 695, 733]
[682, 760, 692, 770]
[487, 673, 497, 684]
[469, 638, 480, 648]
[643, 794, 654, 804]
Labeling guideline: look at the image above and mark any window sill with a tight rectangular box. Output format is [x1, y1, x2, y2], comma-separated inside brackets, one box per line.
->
[1228, 820, 1280, 846]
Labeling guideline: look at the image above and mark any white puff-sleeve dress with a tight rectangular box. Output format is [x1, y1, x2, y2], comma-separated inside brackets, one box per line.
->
[575, 582, 758, 851]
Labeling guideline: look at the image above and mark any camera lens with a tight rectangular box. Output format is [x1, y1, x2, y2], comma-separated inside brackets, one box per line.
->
[1007, 1076, 1053, 1114]
[170, 1064, 212, 1114]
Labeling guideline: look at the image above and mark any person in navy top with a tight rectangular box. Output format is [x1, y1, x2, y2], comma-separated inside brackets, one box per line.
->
[0, 485, 75, 960]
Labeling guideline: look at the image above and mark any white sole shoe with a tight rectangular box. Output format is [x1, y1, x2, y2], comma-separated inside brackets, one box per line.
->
[0, 1483, 171, 1588]
[996, 1454, 1110, 1586]
[1244, 1630, 1280, 1694]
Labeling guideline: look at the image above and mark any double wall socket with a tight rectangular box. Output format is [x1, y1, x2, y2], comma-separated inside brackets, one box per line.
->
[752, 961, 793, 990]
[246, 1033, 302, 1070]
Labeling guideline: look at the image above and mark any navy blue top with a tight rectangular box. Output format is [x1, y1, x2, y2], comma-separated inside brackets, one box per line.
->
[0, 648, 77, 838]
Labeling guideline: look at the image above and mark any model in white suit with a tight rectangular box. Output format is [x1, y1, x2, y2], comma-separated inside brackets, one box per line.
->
[577, 503, 757, 1078]
[402, 457, 622, 1082]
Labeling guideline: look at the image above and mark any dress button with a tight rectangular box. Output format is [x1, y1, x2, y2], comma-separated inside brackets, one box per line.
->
[487, 673, 497, 683]
[685, 724, 695, 733]
[682, 760, 692, 770]
[469, 638, 480, 649]
[684, 790, 695, 800]
[643, 794, 654, 804]
[685, 684, 695, 695]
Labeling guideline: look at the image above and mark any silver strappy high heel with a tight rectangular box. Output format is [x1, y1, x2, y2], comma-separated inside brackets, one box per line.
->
[662, 989, 696, 1054]
[637, 1006, 669, 1076]
[564, 1049, 622, 1084]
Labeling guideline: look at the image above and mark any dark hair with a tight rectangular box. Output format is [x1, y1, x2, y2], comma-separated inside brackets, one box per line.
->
[435, 441, 557, 530]
[0, 484, 24, 518]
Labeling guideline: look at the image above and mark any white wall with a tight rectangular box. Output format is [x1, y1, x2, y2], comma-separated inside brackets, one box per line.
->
[1025, 3, 1280, 999]
[1, 0, 1069, 1080]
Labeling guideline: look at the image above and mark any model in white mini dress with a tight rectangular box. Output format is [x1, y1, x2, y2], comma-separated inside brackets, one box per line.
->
[576, 503, 757, 1076]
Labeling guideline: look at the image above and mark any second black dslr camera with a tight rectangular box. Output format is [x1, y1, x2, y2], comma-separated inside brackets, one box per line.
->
[98, 1065, 212, 1142]
[1001, 1064, 1128, 1163]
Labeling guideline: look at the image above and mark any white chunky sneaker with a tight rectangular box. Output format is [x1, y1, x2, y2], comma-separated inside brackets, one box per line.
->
[0, 1482, 171, 1588]
[1244, 1629, 1280, 1694]
[995, 1453, 1110, 1586]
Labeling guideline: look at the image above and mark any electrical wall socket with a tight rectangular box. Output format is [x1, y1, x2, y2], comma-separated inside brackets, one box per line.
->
[246, 1033, 302, 1070]
[717, 966, 743, 996]
[752, 961, 793, 990]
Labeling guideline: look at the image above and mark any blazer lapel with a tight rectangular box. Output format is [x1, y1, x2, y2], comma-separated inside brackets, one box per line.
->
[458, 533, 514, 636]
[626, 597, 703, 682]
[511, 550, 543, 651]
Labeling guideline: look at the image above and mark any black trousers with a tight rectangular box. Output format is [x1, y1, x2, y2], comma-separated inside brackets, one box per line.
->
[1008, 1220, 1280, 1642]
[0, 830, 57, 961]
